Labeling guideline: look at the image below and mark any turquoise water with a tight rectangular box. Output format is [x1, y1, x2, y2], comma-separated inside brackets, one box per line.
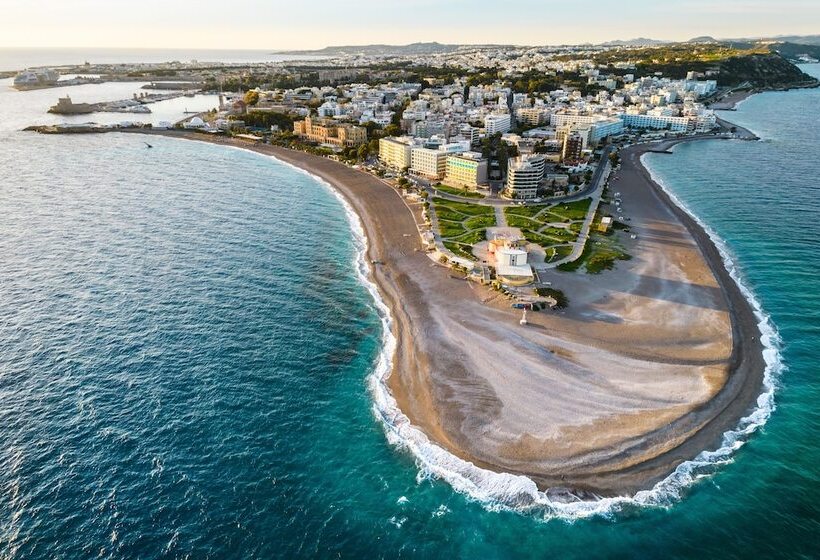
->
[0, 67, 818, 558]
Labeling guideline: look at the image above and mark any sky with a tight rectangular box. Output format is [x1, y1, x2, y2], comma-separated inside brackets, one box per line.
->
[2, 0, 818, 50]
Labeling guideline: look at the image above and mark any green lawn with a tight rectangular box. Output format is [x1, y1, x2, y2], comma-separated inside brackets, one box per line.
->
[451, 228, 488, 245]
[433, 198, 496, 262]
[557, 234, 630, 274]
[438, 220, 467, 238]
[502, 198, 592, 251]
[546, 245, 573, 262]
[443, 241, 475, 260]
[433, 198, 494, 216]
[464, 214, 496, 229]
[505, 204, 549, 218]
[506, 214, 541, 229]
[434, 184, 484, 199]
[548, 199, 592, 221]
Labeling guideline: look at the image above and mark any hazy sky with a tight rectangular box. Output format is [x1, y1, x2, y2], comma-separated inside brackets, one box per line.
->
[3, 0, 818, 49]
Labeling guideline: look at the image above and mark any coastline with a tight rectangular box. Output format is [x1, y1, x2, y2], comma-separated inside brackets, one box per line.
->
[129, 129, 771, 514]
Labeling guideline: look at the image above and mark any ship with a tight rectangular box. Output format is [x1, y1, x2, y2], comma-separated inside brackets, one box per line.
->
[13, 68, 60, 89]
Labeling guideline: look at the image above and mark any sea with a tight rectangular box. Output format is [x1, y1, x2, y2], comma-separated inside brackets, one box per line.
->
[0, 56, 817, 558]
[0, 48, 323, 72]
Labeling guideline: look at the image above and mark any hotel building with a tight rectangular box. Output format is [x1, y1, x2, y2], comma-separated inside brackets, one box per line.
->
[378, 137, 414, 170]
[505, 154, 546, 199]
[410, 142, 468, 179]
[293, 116, 367, 147]
[444, 152, 488, 190]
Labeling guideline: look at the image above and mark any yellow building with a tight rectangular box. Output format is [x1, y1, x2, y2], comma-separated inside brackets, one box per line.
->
[444, 152, 488, 190]
[378, 137, 413, 170]
[293, 116, 367, 147]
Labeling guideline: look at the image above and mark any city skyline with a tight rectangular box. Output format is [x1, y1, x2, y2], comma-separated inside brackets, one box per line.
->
[3, 0, 819, 50]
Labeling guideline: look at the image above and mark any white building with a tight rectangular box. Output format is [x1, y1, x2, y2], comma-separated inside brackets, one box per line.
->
[494, 241, 534, 285]
[506, 154, 546, 199]
[411, 143, 467, 178]
[485, 113, 512, 135]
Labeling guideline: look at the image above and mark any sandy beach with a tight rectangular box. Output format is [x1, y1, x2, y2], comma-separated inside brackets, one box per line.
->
[136, 130, 765, 497]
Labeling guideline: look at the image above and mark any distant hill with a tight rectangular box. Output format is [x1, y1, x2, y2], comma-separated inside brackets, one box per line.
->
[770, 42, 820, 62]
[756, 34, 820, 46]
[688, 36, 718, 43]
[275, 42, 461, 57]
[600, 38, 669, 46]
[721, 34, 820, 46]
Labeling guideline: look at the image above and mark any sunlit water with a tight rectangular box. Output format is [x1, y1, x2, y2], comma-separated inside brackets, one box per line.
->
[0, 64, 817, 558]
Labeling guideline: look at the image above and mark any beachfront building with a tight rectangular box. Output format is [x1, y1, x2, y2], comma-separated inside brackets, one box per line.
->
[485, 113, 512, 135]
[378, 136, 414, 170]
[505, 154, 546, 199]
[619, 112, 691, 132]
[444, 152, 488, 190]
[489, 238, 534, 285]
[411, 143, 467, 179]
[588, 117, 625, 143]
[411, 147, 449, 179]
[293, 116, 367, 147]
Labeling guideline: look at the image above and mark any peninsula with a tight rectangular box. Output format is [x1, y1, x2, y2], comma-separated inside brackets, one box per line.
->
[138, 125, 764, 496]
[28, 37, 806, 498]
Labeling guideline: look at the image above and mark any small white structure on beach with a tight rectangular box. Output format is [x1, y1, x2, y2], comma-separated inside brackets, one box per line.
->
[494, 242, 534, 285]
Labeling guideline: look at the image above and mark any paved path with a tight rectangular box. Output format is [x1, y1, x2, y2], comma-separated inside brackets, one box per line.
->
[543, 149, 613, 269]
[494, 206, 507, 227]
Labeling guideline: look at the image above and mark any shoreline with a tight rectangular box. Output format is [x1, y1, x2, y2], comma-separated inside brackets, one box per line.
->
[127, 129, 771, 514]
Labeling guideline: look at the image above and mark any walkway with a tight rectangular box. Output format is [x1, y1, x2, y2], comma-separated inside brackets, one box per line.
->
[494, 206, 507, 227]
[544, 156, 611, 269]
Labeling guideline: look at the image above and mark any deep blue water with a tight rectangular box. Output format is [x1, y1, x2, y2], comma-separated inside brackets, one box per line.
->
[0, 66, 818, 558]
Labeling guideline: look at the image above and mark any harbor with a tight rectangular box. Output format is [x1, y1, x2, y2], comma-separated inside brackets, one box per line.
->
[47, 90, 202, 115]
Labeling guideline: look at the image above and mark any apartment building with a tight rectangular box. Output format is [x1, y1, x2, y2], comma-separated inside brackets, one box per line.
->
[485, 113, 512, 135]
[506, 154, 546, 199]
[445, 152, 488, 190]
[562, 133, 584, 163]
[515, 107, 550, 127]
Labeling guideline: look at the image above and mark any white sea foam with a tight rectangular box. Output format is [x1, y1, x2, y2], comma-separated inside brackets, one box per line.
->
[197, 140, 784, 521]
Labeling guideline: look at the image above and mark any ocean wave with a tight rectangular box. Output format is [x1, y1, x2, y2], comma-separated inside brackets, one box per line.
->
[205, 140, 784, 522]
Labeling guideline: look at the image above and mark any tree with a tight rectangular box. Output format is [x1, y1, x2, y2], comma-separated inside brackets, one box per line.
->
[243, 90, 259, 106]
[357, 144, 369, 161]
[367, 138, 379, 155]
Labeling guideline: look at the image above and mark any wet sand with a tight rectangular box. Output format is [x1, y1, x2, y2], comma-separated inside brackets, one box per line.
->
[136, 130, 765, 496]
